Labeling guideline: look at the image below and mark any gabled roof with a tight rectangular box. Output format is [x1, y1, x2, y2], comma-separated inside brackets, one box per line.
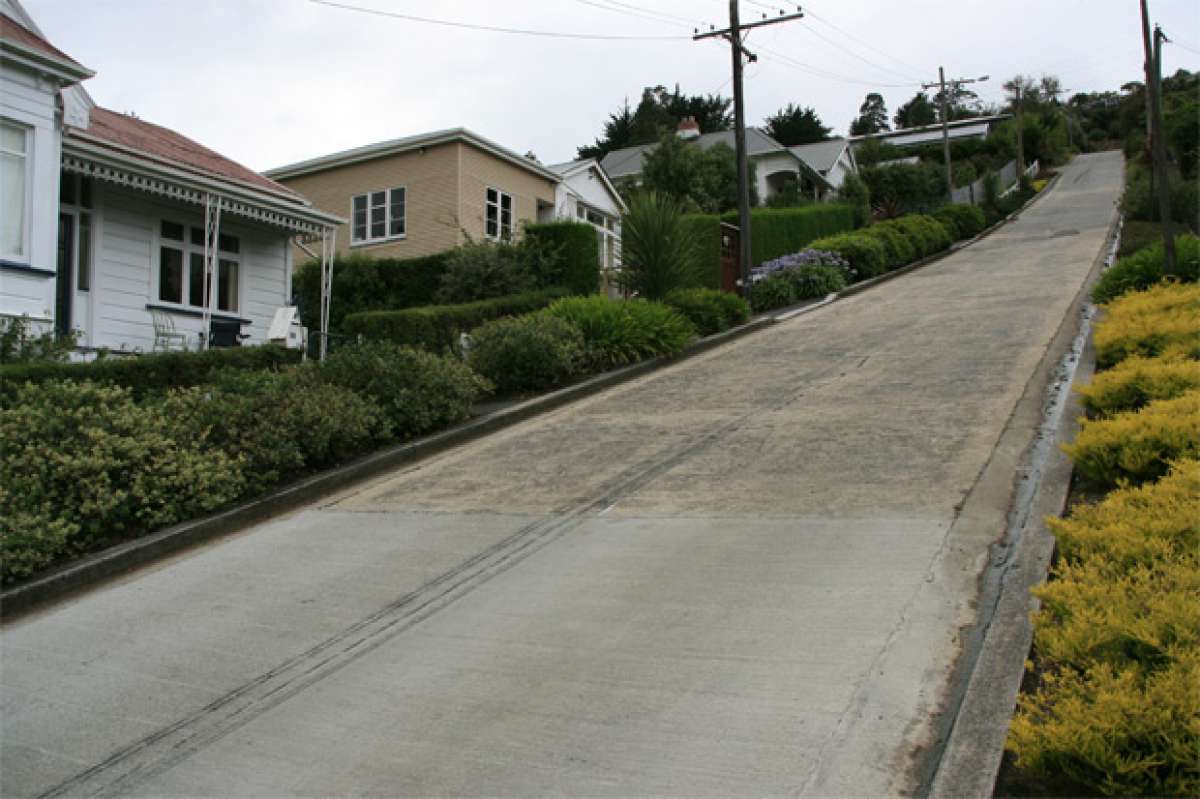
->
[599, 127, 788, 180]
[546, 157, 627, 213]
[0, 12, 93, 83]
[264, 127, 560, 183]
[68, 108, 302, 201]
[789, 138, 850, 175]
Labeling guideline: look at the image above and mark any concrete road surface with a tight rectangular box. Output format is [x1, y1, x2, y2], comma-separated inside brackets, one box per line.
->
[1, 152, 1122, 797]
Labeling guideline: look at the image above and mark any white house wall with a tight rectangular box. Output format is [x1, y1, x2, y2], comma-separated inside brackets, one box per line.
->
[91, 184, 292, 352]
[561, 168, 621, 217]
[752, 151, 801, 203]
[0, 60, 62, 326]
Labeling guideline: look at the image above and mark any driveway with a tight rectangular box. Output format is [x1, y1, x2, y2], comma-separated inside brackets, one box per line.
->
[1, 152, 1123, 797]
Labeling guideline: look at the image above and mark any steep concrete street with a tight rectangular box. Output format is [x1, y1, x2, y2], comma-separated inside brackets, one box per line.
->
[1, 152, 1122, 797]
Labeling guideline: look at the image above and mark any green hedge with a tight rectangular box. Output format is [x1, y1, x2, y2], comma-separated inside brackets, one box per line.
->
[542, 296, 696, 371]
[0, 345, 301, 404]
[723, 204, 858, 267]
[934, 204, 987, 240]
[808, 233, 888, 279]
[342, 288, 569, 353]
[681, 213, 725, 290]
[860, 224, 915, 270]
[1092, 233, 1200, 304]
[524, 221, 601, 296]
[663, 288, 750, 336]
[293, 251, 450, 331]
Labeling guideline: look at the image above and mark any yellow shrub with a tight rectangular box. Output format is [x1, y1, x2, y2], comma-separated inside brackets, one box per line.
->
[1094, 283, 1200, 368]
[1078, 355, 1200, 415]
[1007, 650, 1200, 798]
[1063, 391, 1200, 486]
[1049, 459, 1199, 568]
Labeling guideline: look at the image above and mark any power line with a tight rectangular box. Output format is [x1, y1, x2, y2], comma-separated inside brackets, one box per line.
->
[755, 43, 922, 88]
[572, 0, 693, 30]
[791, 18, 923, 83]
[802, 7, 926, 77]
[308, 0, 689, 41]
[588, 0, 707, 27]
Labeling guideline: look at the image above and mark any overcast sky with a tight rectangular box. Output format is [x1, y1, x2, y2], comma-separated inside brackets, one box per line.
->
[22, 0, 1200, 173]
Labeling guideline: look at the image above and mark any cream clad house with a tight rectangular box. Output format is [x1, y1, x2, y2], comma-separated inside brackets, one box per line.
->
[265, 128, 561, 262]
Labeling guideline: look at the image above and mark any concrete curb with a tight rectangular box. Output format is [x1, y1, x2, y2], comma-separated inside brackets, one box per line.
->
[923, 210, 1122, 799]
[0, 184, 1059, 620]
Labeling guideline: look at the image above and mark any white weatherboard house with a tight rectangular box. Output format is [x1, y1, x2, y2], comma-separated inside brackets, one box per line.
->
[600, 118, 835, 204]
[542, 158, 625, 285]
[789, 138, 859, 192]
[0, 2, 340, 354]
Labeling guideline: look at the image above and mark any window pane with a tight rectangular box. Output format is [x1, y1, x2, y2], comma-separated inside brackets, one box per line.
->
[370, 202, 385, 238]
[485, 201, 498, 238]
[353, 194, 367, 213]
[191, 227, 206, 247]
[500, 193, 512, 212]
[189, 253, 206, 307]
[371, 191, 385, 207]
[389, 190, 405, 237]
[80, 177, 92, 209]
[390, 187, 405, 207]
[218, 233, 239, 254]
[0, 123, 26, 153]
[486, 187, 497, 205]
[161, 220, 184, 241]
[1, 150, 25, 257]
[218, 259, 238, 313]
[159, 247, 183, 303]
[77, 213, 91, 291]
[59, 171, 76, 205]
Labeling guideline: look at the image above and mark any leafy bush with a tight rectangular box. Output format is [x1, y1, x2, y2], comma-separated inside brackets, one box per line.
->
[1093, 282, 1200, 368]
[0, 344, 301, 405]
[293, 251, 449, 331]
[619, 192, 702, 300]
[1121, 163, 1200, 229]
[1047, 459, 1198, 569]
[748, 276, 796, 313]
[880, 216, 940, 258]
[318, 342, 489, 439]
[434, 239, 539, 304]
[836, 172, 872, 228]
[1, 381, 245, 583]
[523, 221, 601, 295]
[664, 288, 749, 336]
[785, 265, 847, 298]
[1092, 233, 1200, 304]
[1063, 390, 1200, 486]
[1078, 355, 1200, 416]
[341, 288, 568, 354]
[161, 368, 388, 494]
[679, 214, 725, 290]
[860, 224, 915, 270]
[807, 233, 887, 279]
[749, 248, 851, 283]
[466, 314, 584, 395]
[0, 315, 76, 364]
[542, 296, 696, 372]
[860, 161, 947, 215]
[933, 204, 986, 240]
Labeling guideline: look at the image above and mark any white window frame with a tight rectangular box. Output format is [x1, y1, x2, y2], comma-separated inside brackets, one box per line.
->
[350, 186, 406, 246]
[485, 186, 513, 241]
[1, 119, 32, 262]
[152, 219, 242, 315]
[59, 172, 94, 292]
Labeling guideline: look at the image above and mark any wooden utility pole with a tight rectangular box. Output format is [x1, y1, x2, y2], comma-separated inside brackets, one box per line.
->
[922, 69, 988, 201]
[694, 4, 804, 295]
[1140, 6, 1177, 275]
[1015, 84, 1024, 179]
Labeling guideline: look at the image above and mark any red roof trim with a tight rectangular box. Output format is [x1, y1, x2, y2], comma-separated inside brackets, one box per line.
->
[0, 13, 88, 73]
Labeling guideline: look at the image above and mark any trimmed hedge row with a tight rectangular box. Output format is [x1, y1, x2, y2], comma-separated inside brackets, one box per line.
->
[0, 345, 301, 404]
[294, 251, 449, 331]
[663, 288, 750, 336]
[524, 221, 601, 296]
[342, 288, 569, 353]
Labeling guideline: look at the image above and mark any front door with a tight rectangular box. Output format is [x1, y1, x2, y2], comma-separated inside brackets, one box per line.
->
[55, 212, 74, 338]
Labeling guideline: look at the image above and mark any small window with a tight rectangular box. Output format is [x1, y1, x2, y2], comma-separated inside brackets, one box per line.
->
[188, 252, 206, 308]
[159, 247, 183, 304]
[77, 213, 91, 291]
[218, 233, 239, 254]
[351, 187, 406, 244]
[190, 226, 206, 246]
[1, 121, 29, 259]
[60, 169, 76, 205]
[485, 187, 512, 241]
[161, 220, 184, 241]
[218, 259, 238, 312]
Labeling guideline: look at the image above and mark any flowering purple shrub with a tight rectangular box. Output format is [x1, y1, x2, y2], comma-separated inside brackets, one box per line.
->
[750, 248, 856, 284]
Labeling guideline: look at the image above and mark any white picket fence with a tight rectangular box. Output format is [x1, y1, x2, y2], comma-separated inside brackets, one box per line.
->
[950, 159, 1039, 205]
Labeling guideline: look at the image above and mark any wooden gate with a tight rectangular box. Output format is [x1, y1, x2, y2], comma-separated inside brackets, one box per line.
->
[719, 222, 740, 294]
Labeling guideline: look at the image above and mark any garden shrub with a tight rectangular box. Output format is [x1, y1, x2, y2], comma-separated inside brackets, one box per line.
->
[161, 368, 388, 494]
[1063, 390, 1200, 486]
[664, 288, 749, 337]
[1078, 355, 1200, 416]
[807, 233, 887, 279]
[341, 288, 569, 353]
[0, 381, 245, 583]
[1047, 459, 1198, 569]
[748, 275, 796, 313]
[749, 248, 851, 283]
[860, 224, 915, 270]
[785, 265, 847, 298]
[1093, 282, 1200, 368]
[0, 344, 302, 405]
[434, 239, 539, 304]
[680, 214, 725, 291]
[1091, 233, 1200, 304]
[886, 214, 952, 258]
[466, 314, 584, 395]
[318, 342, 489, 439]
[620, 192, 702, 300]
[933, 204, 986, 240]
[542, 296, 696, 372]
[293, 251, 449, 331]
[860, 161, 947, 215]
[524, 221, 601, 296]
[0, 315, 76, 364]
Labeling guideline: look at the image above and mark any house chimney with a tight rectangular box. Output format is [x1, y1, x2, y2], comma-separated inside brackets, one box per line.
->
[676, 116, 700, 140]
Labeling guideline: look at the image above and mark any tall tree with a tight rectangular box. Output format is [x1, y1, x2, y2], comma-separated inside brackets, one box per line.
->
[576, 85, 733, 160]
[577, 99, 636, 160]
[849, 92, 890, 136]
[893, 92, 937, 129]
[638, 132, 755, 213]
[764, 104, 831, 146]
[931, 84, 982, 121]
